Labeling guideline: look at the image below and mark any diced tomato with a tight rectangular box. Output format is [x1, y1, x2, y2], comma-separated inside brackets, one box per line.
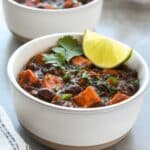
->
[108, 92, 129, 105]
[18, 69, 38, 87]
[42, 74, 63, 90]
[74, 86, 101, 108]
[71, 56, 92, 67]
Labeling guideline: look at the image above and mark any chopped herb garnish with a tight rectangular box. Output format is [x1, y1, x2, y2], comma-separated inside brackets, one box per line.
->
[63, 73, 71, 81]
[129, 79, 139, 85]
[60, 93, 73, 100]
[82, 72, 93, 85]
[97, 80, 117, 96]
[82, 72, 89, 79]
[107, 76, 119, 86]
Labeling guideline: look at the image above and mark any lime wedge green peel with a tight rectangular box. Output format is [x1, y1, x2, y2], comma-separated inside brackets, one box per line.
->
[83, 30, 133, 69]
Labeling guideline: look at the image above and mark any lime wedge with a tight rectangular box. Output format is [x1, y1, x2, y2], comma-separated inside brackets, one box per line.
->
[83, 30, 133, 68]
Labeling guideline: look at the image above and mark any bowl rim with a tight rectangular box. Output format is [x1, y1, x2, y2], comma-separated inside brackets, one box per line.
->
[7, 33, 150, 113]
[7, 0, 100, 12]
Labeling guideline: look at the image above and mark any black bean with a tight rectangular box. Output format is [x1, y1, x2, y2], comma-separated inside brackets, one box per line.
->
[46, 66, 64, 76]
[93, 102, 106, 107]
[35, 69, 44, 79]
[63, 84, 82, 95]
[117, 80, 139, 96]
[37, 88, 56, 101]
[128, 71, 138, 78]
[37, 6, 45, 9]
[78, 0, 92, 4]
[26, 63, 40, 71]
[15, 0, 25, 3]
[96, 82, 109, 96]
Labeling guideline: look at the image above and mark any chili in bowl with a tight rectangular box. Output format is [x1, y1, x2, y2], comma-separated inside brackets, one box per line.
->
[3, 0, 103, 41]
[7, 33, 149, 150]
[17, 36, 139, 108]
[15, 0, 93, 9]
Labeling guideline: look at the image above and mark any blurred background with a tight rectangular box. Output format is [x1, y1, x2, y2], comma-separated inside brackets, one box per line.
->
[0, 0, 150, 150]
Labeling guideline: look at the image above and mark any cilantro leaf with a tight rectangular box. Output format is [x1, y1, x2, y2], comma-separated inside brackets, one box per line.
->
[65, 47, 83, 62]
[58, 36, 80, 50]
[43, 53, 66, 69]
[58, 36, 83, 61]
[43, 36, 84, 68]
[43, 54, 56, 63]
[52, 47, 66, 55]
[82, 72, 89, 79]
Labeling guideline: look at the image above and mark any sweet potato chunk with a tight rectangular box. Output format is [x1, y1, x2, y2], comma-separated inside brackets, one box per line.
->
[32, 54, 45, 65]
[64, 0, 73, 8]
[74, 86, 101, 108]
[108, 92, 129, 105]
[42, 74, 63, 90]
[102, 69, 120, 76]
[71, 56, 92, 67]
[18, 69, 38, 87]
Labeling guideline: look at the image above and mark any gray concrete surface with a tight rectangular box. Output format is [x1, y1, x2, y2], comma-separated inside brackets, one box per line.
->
[0, 0, 150, 149]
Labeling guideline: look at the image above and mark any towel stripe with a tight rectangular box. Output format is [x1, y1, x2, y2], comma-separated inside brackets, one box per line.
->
[0, 120, 20, 150]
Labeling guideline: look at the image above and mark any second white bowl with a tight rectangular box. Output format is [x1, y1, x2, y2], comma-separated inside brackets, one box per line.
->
[3, 0, 103, 41]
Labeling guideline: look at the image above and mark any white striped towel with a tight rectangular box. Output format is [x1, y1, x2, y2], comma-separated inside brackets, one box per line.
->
[0, 106, 31, 150]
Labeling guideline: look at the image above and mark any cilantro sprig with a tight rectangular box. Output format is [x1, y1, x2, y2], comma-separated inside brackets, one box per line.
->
[43, 36, 84, 68]
[43, 53, 66, 69]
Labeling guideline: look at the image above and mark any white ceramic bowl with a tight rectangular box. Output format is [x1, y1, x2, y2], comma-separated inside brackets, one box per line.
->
[3, 0, 103, 41]
[7, 33, 149, 150]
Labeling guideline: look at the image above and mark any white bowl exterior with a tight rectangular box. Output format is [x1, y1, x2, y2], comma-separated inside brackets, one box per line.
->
[10, 85, 143, 146]
[3, 0, 103, 39]
[7, 34, 149, 146]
